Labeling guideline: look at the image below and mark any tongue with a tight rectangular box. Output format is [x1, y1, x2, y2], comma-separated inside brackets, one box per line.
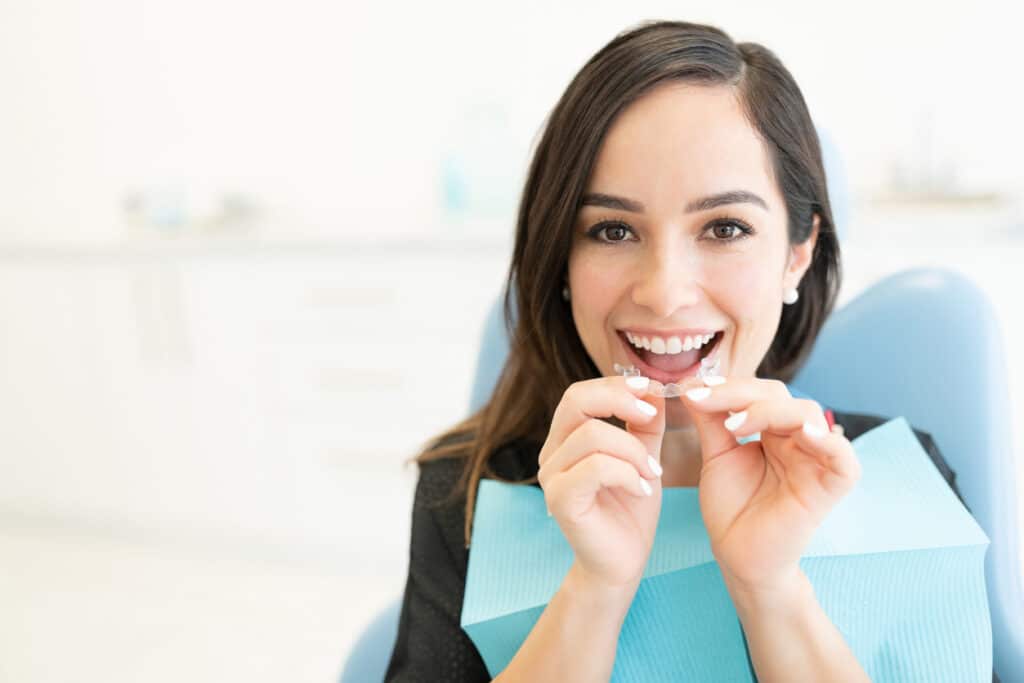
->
[638, 347, 701, 373]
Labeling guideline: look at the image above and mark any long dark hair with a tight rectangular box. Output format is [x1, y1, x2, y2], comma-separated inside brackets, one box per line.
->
[413, 19, 842, 548]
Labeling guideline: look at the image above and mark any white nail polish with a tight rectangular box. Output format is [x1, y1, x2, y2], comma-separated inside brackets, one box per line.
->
[626, 375, 650, 391]
[640, 479, 653, 496]
[702, 375, 727, 387]
[724, 411, 748, 431]
[803, 421, 827, 439]
[647, 455, 663, 477]
[685, 387, 711, 402]
[635, 399, 657, 416]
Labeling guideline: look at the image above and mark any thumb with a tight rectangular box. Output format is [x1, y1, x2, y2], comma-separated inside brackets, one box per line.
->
[677, 376, 738, 466]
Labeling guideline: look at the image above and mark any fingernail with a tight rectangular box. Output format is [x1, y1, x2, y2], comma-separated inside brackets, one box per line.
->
[724, 411, 748, 431]
[702, 375, 727, 387]
[647, 455, 663, 477]
[640, 479, 653, 496]
[626, 375, 650, 391]
[635, 399, 657, 416]
[547, 507, 552, 517]
[685, 387, 712, 402]
[803, 421, 827, 439]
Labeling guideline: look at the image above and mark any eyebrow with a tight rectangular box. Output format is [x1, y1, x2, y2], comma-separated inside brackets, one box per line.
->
[579, 190, 769, 214]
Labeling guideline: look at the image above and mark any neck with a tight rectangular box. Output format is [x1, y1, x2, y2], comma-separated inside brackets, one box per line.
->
[659, 425, 703, 487]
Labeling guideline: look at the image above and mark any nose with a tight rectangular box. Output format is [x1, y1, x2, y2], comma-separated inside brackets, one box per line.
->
[630, 248, 701, 318]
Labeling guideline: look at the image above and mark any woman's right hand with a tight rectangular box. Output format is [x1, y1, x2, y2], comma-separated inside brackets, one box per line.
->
[537, 375, 666, 589]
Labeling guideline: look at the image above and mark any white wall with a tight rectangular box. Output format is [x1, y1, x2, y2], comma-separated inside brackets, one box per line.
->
[1, 0, 1021, 245]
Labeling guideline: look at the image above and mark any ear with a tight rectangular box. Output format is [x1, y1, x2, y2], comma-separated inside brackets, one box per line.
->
[785, 213, 820, 288]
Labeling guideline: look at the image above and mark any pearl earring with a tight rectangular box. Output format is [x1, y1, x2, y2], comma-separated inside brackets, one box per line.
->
[561, 285, 570, 302]
[783, 287, 799, 305]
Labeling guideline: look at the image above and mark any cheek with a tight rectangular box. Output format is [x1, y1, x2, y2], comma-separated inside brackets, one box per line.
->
[570, 254, 623, 311]
[705, 255, 784, 358]
[707, 255, 777, 315]
[573, 277, 611, 343]
[569, 256, 626, 358]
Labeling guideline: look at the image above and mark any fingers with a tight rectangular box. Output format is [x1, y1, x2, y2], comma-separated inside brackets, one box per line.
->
[677, 376, 862, 480]
[715, 397, 828, 440]
[539, 418, 662, 486]
[679, 375, 861, 484]
[676, 376, 792, 464]
[544, 453, 653, 520]
[538, 375, 666, 521]
[540, 375, 662, 468]
[792, 426, 862, 485]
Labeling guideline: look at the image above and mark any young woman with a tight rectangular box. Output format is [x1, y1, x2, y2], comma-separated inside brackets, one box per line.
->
[385, 20, 986, 682]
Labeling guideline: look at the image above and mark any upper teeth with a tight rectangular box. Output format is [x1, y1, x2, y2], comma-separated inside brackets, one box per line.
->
[625, 331, 717, 355]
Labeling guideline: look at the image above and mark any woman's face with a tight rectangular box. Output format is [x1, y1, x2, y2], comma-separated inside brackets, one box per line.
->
[568, 83, 818, 430]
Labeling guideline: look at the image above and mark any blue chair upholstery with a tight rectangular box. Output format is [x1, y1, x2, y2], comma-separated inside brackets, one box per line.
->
[339, 600, 402, 683]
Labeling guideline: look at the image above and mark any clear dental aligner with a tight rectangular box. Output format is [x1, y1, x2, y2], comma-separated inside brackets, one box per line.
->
[614, 354, 721, 397]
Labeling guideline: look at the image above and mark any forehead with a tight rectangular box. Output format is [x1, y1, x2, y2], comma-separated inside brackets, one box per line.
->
[587, 83, 777, 206]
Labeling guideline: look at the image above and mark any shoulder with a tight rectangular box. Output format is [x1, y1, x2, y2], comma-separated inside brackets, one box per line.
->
[414, 437, 541, 508]
[830, 409, 968, 510]
[411, 436, 542, 565]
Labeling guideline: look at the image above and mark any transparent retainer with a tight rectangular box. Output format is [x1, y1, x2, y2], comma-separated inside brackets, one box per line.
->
[613, 354, 721, 398]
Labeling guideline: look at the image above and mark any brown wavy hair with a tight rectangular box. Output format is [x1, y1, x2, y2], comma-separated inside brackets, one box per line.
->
[412, 19, 842, 548]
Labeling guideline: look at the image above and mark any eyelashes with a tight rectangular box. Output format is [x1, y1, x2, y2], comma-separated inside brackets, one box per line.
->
[584, 217, 756, 245]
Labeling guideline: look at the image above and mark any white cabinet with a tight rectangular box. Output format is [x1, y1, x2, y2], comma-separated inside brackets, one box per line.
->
[0, 240, 509, 564]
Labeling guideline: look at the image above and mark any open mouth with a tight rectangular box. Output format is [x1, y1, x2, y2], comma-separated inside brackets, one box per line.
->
[616, 330, 724, 384]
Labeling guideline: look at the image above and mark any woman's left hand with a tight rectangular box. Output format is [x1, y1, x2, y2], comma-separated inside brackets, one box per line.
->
[677, 375, 862, 595]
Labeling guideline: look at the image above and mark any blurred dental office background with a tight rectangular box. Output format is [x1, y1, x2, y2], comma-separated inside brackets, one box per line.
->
[1, 1, 1021, 681]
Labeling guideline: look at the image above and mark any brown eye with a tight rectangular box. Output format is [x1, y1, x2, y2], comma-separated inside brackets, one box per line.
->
[712, 223, 739, 240]
[586, 221, 636, 244]
[705, 218, 755, 243]
[605, 225, 628, 241]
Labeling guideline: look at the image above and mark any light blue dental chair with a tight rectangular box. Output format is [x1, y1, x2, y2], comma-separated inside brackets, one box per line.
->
[340, 135, 1022, 682]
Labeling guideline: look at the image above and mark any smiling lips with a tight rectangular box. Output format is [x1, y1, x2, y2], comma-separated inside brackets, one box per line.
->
[617, 329, 723, 383]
